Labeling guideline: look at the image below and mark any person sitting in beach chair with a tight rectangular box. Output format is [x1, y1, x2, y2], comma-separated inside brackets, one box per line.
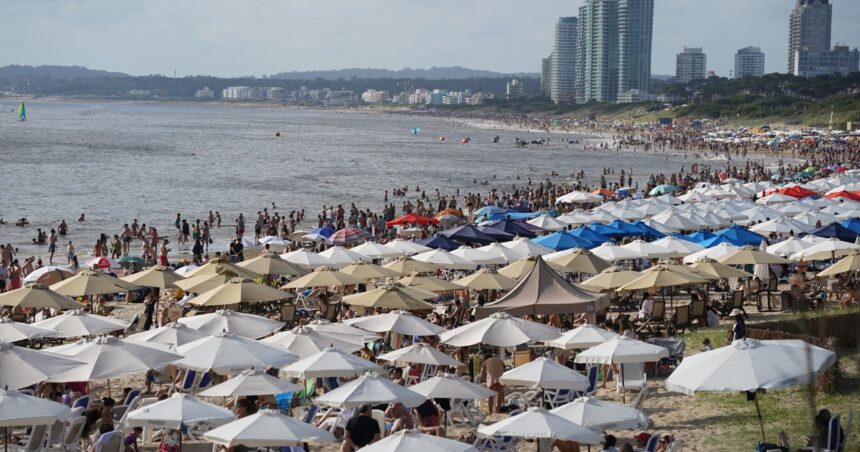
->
[413, 399, 444, 437]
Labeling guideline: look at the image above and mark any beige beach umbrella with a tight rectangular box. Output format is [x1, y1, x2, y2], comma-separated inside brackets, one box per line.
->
[189, 278, 290, 307]
[184, 260, 262, 280]
[789, 238, 860, 262]
[0, 283, 84, 310]
[282, 267, 366, 289]
[546, 248, 612, 274]
[174, 270, 242, 293]
[342, 283, 436, 311]
[617, 264, 712, 292]
[50, 270, 140, 296]
[397, 272, 463, 292]
[817, 252, 860, 277]
[340, 262, 400, 280]
[498, 256, 538, 280]
[690, 258, 754, 278]
[716, 246, 789, 265]
[121, 265, 184, 289]
[579, 266, 642, 292]
[452, 268, 518, 290]
[383, 257, 440, 275]
[238, 254, 309, 277]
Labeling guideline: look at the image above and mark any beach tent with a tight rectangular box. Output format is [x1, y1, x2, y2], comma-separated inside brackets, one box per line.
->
[711, 225, 766, 246]
[809, 223, 860, 242]
[532, 231, 595, 251]
[440, 225, 495, 245]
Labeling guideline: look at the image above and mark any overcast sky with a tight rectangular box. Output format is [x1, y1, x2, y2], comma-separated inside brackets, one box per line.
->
[2, 0, 858, 78]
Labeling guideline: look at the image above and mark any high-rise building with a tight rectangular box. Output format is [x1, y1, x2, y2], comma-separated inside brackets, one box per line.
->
[541, 55, 552, 95]
[795, 45, 860, 77]
[734, 46, 766, 78]
[617, 0, 654, 95]
[506, 79, 524, 99]
[675, 47, 707, 83]
[551, 17, 578, 104]
[788, 0, 832, 74]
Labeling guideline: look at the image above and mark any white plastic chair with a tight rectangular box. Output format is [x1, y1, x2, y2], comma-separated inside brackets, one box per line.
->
[617, 363, 647, 392]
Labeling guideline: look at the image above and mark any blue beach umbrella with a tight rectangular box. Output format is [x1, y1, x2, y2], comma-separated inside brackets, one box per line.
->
[415, 234, 459, 251]
[810, 223, 860, 242]
[839, 218, 860, 235]
[649, 184, 679, 196]
[569, 227, 613, 245]
[683, 231, 715, 243]
[711, 225, 766, 246]
[532, 232, 595, 251]
[310, 227, 335, 238]
[440, 224, 495, 245]
[474, 206, 508, 218]
[628, 221, 665, 238]
[478, 226, 515, 242]
[587, 222, 628, 237]
[606, 219, 641, 237]
[698, 235, 735, 248]
[485, 219, 538, 238]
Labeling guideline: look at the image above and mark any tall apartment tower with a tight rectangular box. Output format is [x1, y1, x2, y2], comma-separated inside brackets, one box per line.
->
[617, 0, 654, 95]
[551, 17, 578, 104]
[541, 54, 553, 95]
[788, 0, 832, 74]
[676, 47, 707, 83]
[734, 46, 766, 78]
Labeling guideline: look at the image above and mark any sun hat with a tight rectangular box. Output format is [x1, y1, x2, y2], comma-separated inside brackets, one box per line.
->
[729, 308, 744, 316]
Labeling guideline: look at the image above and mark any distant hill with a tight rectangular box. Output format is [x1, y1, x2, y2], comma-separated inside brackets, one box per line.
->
[271, 66, 539, 80]
[0, 65, 129, 79]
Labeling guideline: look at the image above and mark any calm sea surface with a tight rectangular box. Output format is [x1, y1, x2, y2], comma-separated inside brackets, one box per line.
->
[0, 100, 703, 259]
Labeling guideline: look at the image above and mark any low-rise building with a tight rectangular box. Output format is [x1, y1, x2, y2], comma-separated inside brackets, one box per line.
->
[360, 89, 389, 103]
[194, 87, 215, 98]
[793, 45, 860, 77]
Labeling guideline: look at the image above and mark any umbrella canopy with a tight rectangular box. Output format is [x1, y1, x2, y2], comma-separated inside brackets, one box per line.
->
[341, 283, 437, 311]
[318, 246, 371, 267]
[415, 234, 460, 251]
[532, 231, 595, 252]
[0, 389, 71, 427]
[85, 256, 121, 270]
[766, 237, 811, 257]
[46, 336, 182, 382]
[174, 271, 242, 294]
[175, 332, 297, 375]
[498, 256, 538, 279]
[618, 264, 713, 291]
[621, 240, 675, 259]
[280, 250, 337, 269]
[502, 237, 554, 257]
[544, 324, 621, 350]
[362, 430, 476, 452]
[0, 318, 58, 342]
[409, 374, 497, 400]
[351, 242, 404, 260]
[183, 260, 262, 280]
[121, 266, 184, 289]
[716, 246, 789, 265]
[0, 341, 85, 390]
[590, 243, 643, 262]
[682, 242, 740, 264]
[125, 393, 235, 429]
[789, 237, 860, 261]
[397, 273, 463, 292]
[666, 338, 836, 395]
[809, 223, 860, 242]
[314, 372, 426, 408]
[749, 217, 811, 235]
[484, 220, 538, 239]
[281, 347, 383, 379]
[440, 225, 495, 245]
[383, 257, 440, 275]
[500, 357, 588, 391]
[32, 309, 129, 338]
[477, 407, 603, 444]
[189, 278, 289, 306]
[199, 369, 299, 397]
[261, 326, 363, 359]
[23, 266, 73, 285]
[237, 254, 308, 276]
[258, 235, 292, 247]
[817, 252, 860, 277]
[712, 225, 767, 247]
[304, 319, 379, 341]
[651, 236, 705, 257]
[328, 228, 371, 245]
[203, 409, 335, 448]
[282, 267, 366, 289]
[0, 283, 84, 310]
[412, 249, 477, 270]
[50, 270, 139, 296]
[340, 262, 400, 280]
[378, 343, 463, 367]
[387, 213, 439, 227]
[527, 215, 568, 232]
[439, 312, 560, 347]
[689, 258, 754, 278]
[545, 248, 612, 274]
[177, 309, 284, 339]
[550, 396, 649, 432]
[579, 267, 642, 292]
[452, 268, 518, 290]
[127, 321, 210, 348]
[476, 243, 526, 264]
[386, 239, 433, 256]
[343, 310, 448, 336]
[574, 336, 669, 365]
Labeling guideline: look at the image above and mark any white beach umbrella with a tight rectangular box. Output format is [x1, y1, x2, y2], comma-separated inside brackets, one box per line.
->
[439, 312, 560, 347]
[651, 236, 705, 257]
[557, 212, 593, 225]
[634, 203, 665, 216]
[199, 369, 299, 397]
[412, 249, 477, 270]
[173, 264, 200, 276]
[749, 217, 812, 234]
[0, 389, 71, 427]
[574, 336, 668, 365]
[409, 374, 497, 400]
[621, 240, 675, 259]
[500, 357, 588, 391]
[789, 238, 860, 261]
[203, 409, 335, 448]
[590, 243, 643, 262]
[304, 319, 380, 341]
[22, 266, 72, 284]
[31, 309, 129, 338]
[550, 396, 649, 432]
[478, 407, 603, 444]
[126, 321, 210, 348]
[649, 208, 699, 231]
[314, 372, 426, 408]
[0, 341, 85, 390]
[527, 215, 568, 232]
[280, 249, 337, 269]
[175, 332, 298, 375]
[318, 246, 371, 267]
[0, 318, 57, 342]
[260, 326, 364, 359]
[502, 237, 554, 257]
[258, 236, 291, 247]
[281, 347, 382, 379]
[793, 211, 838, 228]
[756, 193, 796, 205]
[452, 246, 501, 265]
[682, 242, 740, 264]
[544, 324, 621, 350]
[177, 309, 284, 339]
[766, 237, 812, 257]
[343, 310, 448, 336]
[351, 242, 404, 260]
[45, 336, 183, 382]
[386, 239, 432, 256]
[363, 430, 477, 452]
[125, 393, 235, 429]
[739, 206, 785, 225]
[772, 202, 808, 216]
[477, 242, 526, 264]
[378, 343, 463, 367]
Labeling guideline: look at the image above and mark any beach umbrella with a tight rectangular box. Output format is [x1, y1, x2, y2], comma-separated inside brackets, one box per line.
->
[258, 235, 292, 247]
[397, 272, 464, 292]
[544, 324, 621, 350]
[440, 224, 495, 245]
[22, 266, 73, 285]
[387, 213, 439, 227]
[476, 242, 526, 264]
[383, 257, 441, 275]
[527, 215, 568, 232]
[188, 277, 289, 306]
[590, 243, 643, 262]
[575, 336, 668, 366]
[121, 265, 183, 289]
[756, 192, 797, 205]
[412, 249, 477, 270]
[363, 431, 477, 452]
[126, 321, 210, 347]
[621, 240, 675, 259]
[203, 409, 334, 448]
[628, 220, 666, 238]
[439, 312, 560, 347]
[340, 262, 400, 280]
[665, 338, 836, 442]
[478, 407, 603, 445]
[579, 267, 642, 292]
[409, 374, 497, 400]
[500, 357, 588, 391]
[0, 389, 72, 428]
[178, 309, 284, 339]
[766, 237, 811, 257]
[49, 270, 139, 296]
[32, 309, 129, 338]
[749, 217, 811, 234]
[261, 326, 363, 359]
[545, 249, 611, 274]
[550, 396, 649, 432]
[502, 237, 554, 257]
[711, 225, 767, 247]
[314, 372, 426, 408]
[484, 219, 538, 238]
[304, 319, 379, 341]
[183, 260, 262, 280]
[0, 318, 58, 342]
[451, 246, 499, 265]
[46, 336, 182, 383]
[817, 252, 860, 277]
[174, 271, 241, 294]
[351, 242, 404, 260]
[809, 223, 860, 242]
[0, 283, 84, 310]
[279, 249, 337, 269]
[174, 263, 200, 276]
[618, 264, 712, 292]
[327, 227, 371, 245]
[0, 341, 85, 390]
[125, 393, 235, 429]
[282, 266, 366, 289]
[415, 234, 459, 251]
[318, 246, 371, 267]
[790, 237, 860, 261]
[199, 369, 299, 397]
[117, 256, 145, 267]
[498, 256, 538, 279]
[378, 343, 463, 367]
[689, 258, 754, 278]
[716, 246, 789, 265]
[301, 233, 330, 243]
[649, 208, 699, 231]
[651, 236, 705, 257]
[682, 242, 740, 264]
[476, 226, 515, 242]
[532, 232, 595, 251]
[175, 332, 298, 375]
[386, 239, 433, 256]
[84, 256, 121, 270]
[281, 347, 383, 379]
[341, 283, 436, 311]
[452, 268, 518, 290]
[343, 310, 448, 336]
[237, 254, 308, 276]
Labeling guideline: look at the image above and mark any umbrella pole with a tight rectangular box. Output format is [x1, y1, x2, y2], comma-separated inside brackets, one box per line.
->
[107, 379, 111, 398]
[621, 364, 626, 404]
[754, 394, 766, 443]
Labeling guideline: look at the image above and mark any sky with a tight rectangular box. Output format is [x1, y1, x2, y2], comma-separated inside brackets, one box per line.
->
[2, 0, 859, 78]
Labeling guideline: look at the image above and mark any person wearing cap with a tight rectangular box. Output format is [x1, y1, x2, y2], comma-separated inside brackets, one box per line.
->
[730, 308, 745, 342]
[633, 432, 651, 451]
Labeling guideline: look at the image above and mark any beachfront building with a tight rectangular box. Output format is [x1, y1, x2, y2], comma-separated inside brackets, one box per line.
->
[788, 0, 832, 74]
[550, 17, 578, 104]
[616, 89, 655, 103]
[734, 47, 765, 79]
[194, 87, 215, 99]
[617, 0, 654, 96]
[360, 89, 389, 104]
[506, 79, 524, 99]
[675, 47, 707, 83]
[794, 45, 860, 77]
[222, 86, 253, 100]
[541, 55, 552, 95]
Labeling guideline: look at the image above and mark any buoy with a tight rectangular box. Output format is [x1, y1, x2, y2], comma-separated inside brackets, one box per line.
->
[275, 132, 281, 137]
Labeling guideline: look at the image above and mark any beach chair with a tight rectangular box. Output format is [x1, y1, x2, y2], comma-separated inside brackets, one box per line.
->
[197, 372, 213, 391]
[585, 365, 598, 396]
[617, 363, 646, 392]
[371, 409, 386, 438]
[826, 415, 846, 451]
[543, 388, 574, 409]
[46, 420, 65, 449]
[122, 389, 140, 406]
[95, 432, 123, 452]
[666, 439, 684, 451]
[474, 433, 518, 452]
[57, 417, 86, 452]
[172, 369, 198, 394]
[19, 424, 47, 452]
[71, 395, 90, 411]
[668, 305, 691, 335]
[689, 298, 706, 325]
[302, 405, 319, 425]
[644, 434, 659, 452]
[281, 304, 296, 326]
[123, 314, 140, 336]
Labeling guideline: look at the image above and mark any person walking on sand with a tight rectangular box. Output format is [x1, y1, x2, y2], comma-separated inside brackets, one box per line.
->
[120, 224, 133, 256]
[160, 240, 170, 266]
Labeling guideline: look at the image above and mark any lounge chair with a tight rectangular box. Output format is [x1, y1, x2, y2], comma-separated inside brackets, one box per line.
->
[122, 389, 141, 406]
[617, 363, 647, 392]
[826, 414, 848, 452]
[583, 366, 598, 396]
[58, 417, 86, 452]
[20, 424, 47, 452]
[474, 432, 517, 451]
[71, 395, 90, 411]
[644, 434, 659, 452]
[543, 388, 574, 409]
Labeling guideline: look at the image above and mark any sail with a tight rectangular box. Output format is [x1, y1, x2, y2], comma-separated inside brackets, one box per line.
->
[18, 102, 25, 121]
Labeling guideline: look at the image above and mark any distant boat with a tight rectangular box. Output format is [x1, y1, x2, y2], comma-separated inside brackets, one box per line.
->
[410, 127, 421, 135]
[18, 102, 25, 121]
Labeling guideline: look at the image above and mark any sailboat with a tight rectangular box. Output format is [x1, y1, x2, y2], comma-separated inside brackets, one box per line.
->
[18, 102, 26, 121]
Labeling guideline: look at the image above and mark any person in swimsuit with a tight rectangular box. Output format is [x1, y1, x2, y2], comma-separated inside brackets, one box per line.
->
[9, 260, 22, 290]
[66, 241, 75, 266]
[160, 240, 170, 266]
[48, 229, 58, 264]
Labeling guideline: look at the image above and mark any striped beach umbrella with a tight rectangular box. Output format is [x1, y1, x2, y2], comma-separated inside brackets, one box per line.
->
[328, 227, 370, 245]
